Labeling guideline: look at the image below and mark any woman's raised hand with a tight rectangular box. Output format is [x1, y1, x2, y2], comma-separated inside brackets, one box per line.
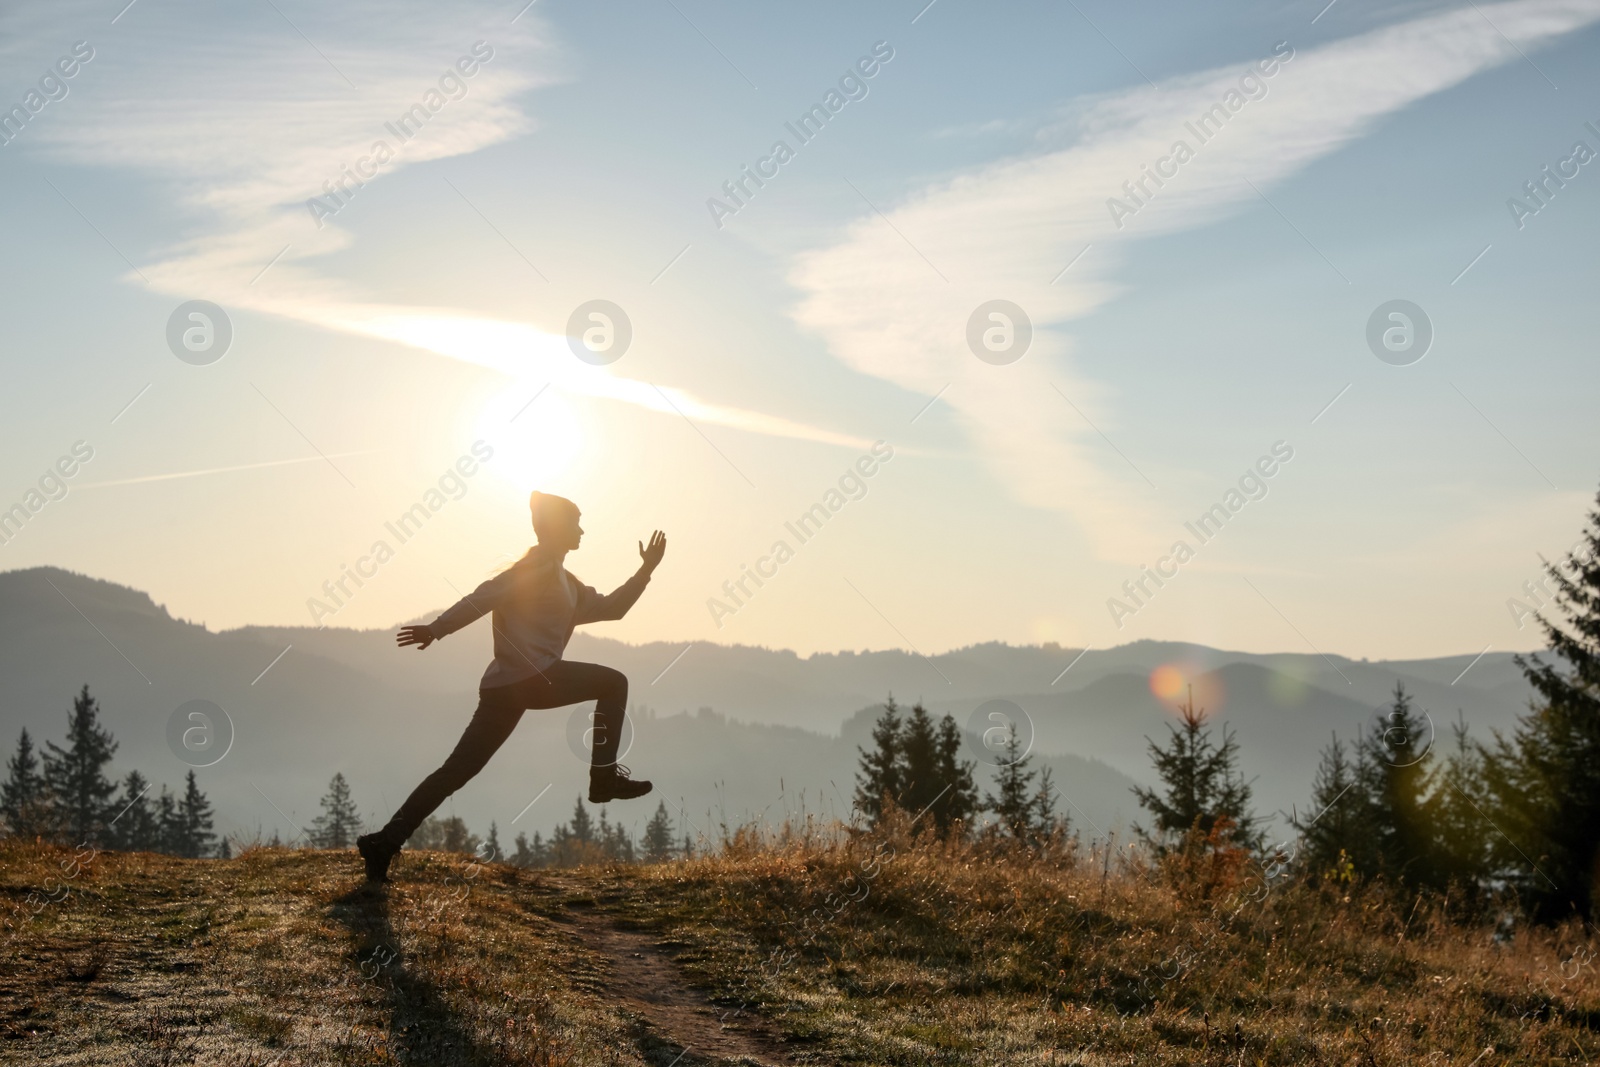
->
[638, 530, 667, 573]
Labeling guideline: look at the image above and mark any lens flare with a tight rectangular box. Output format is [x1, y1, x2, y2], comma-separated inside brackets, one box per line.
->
[1267, 667, 1310, 705]
[1149, 664, 1186, 702]
[1149, 663, 1227, 714]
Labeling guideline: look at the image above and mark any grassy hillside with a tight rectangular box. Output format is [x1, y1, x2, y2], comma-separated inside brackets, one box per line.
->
[2, 831, 1595, 1066]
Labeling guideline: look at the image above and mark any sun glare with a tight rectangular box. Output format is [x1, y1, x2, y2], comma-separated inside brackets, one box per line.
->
[476, 386, 585, 493]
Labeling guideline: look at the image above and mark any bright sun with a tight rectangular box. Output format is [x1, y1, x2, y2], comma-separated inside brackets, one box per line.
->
[475, 385, 585, 493]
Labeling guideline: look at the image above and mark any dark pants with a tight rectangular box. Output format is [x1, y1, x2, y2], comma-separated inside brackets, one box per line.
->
[378, 660, 627, 848]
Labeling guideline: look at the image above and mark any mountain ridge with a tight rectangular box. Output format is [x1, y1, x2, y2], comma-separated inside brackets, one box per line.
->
[0, 565, 1542, 845]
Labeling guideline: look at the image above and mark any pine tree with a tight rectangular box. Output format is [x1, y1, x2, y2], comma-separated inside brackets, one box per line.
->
[484, 820, 502, 862]
[408, 816, 444, 851]
[642, 801, 676, 861]
[1356, 684, 1439, 888]
[442, 816, 480, 855]
[110, 770, 160, 852]
[898, 702, 940, 819]
[169, 770, 217, 859]
[1424, 712, 1492, 898]
[0, 729, 50, 839]
[41, 685, 119, 846]
[851, 698, 976, 837]
[156, 786, 180, 853]
[934, 712, 979, 833]
[985, 723, 1040, 840]
[1293, 685, 1474, 892]
[1132, 687, 1260, 853]
[1290, 733, 1368, 879]
[853, 697, 904, 823]
[407, 815, 479, 854]
[568, 797, 594, 845]
[1483, 488, 1600, 922]
[513, 831, 543, 868]
[1032, 766, 1065, 842]
[893, 702, 976, 836]
[447, 817, 479, 855]
[309, 773, 361, 849]
[596, 809, 633, 862]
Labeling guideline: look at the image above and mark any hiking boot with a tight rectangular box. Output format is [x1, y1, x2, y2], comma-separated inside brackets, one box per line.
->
[589, 764, 652, 804]
[357, 832, 398, 883]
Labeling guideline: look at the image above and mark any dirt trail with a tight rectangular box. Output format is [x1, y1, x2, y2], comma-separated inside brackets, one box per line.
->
[558, 900, 795, 1067]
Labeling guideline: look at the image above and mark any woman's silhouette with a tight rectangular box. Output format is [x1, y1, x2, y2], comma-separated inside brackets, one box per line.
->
[358, 491, 665, 882]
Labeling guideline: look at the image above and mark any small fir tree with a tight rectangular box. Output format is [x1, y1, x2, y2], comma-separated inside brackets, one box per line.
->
[41, 686, 119, 846]
[0, 729, 50, 839]
[309, 773, 361, 849]
[853, 697, 905, 822]
[110, 770, 160, 852]
[642, 801, 676, 861]
[1132, 686, 1260, 853]
[170, 771, 217, 859]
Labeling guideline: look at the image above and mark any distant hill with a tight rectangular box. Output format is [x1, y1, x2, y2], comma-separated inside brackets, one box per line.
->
[0, 566, 1541, 845]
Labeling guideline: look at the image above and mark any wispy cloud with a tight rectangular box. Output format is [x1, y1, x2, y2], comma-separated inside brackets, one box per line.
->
[11, 0, 865, 453]
[74, 450, 383, 490]
[787, 0, 1600, 560]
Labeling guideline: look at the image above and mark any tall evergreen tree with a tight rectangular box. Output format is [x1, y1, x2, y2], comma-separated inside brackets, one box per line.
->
[893, 702, 976, 836]
[1356, 684, 1440, 888]
[1294, 687, 1495, 894]
[484, 820, 502, 862]
[0, 729, 50, 839]
[898, 702, 941, 819]
[169, 771, 217, 858]
[110, 770, 160, 852]
[985, 723, 1041, 840]
[934, 712, 980, 833]
[156, 786, 180, 853]
[1423, 712, 1492, 896]
[513, 830, 545, 868]
[1289, 732, 1368, 878]
[41, 686, 119, 846]
[309, 772, 361, 849]
[851, 698, 976, 836]
[853, 696, 905, 822]
[1483, 489, 1600, 922]
[642, 801, 676, 861]
[1032, 766, 1065, 842]
[1132, 687, 1260, 852]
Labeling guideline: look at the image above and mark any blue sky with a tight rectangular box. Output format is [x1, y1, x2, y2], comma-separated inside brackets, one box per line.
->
[1, 0, 1597, 660]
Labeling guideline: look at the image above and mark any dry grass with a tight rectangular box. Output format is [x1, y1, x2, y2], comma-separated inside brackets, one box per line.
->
[1, 823, 1595, 1066]
[0, 839, 634, 1065]
[594, 818, 1600, 1066]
